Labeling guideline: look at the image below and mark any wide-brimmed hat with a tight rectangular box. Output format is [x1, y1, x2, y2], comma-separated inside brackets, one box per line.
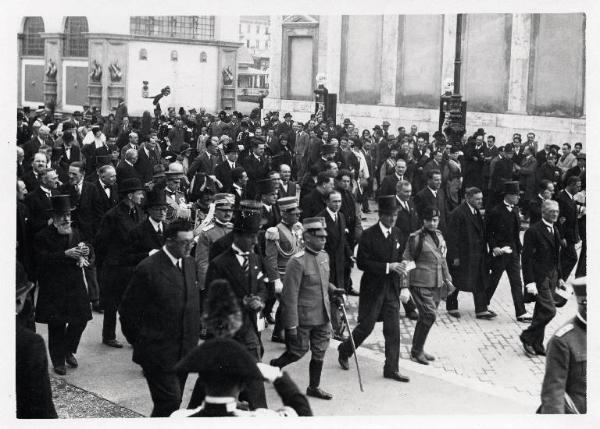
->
[119, 178, 144, 194]
[165, 162, 186, 179]
[152, 164, 167, 179]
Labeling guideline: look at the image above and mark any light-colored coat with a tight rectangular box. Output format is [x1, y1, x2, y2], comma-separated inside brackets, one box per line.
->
[403, 228, 452, 289]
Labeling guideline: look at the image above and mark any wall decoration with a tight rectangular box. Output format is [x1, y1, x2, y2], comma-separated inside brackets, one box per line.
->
[139, 48, 148, 60]
[45, 58, 57, 81]
[108, 60, 123, 82]
[142, 80, 149, 98]
[200, 51, 207, 62]
[89, 59, 102, 82]
[171, 50, 178, 61]
[222, 66, 234, 86]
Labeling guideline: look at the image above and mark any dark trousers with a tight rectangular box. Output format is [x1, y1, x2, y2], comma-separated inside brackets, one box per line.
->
[521, 273, 557, 348]
[445, 260, 489, 313]
[100, 265, 132, 341]
[409, 287, 439, 353]
[47, 320, 87, 368]
[446, 288, 489, 314]
[487, 252, 526, 317]
[339, 289, 400, 374]
[560, 243, 578, 281]
[403, 298, 417, 315]
[142, 368, 187, 417]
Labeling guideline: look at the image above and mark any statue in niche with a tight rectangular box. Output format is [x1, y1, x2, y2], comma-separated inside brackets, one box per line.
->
[45, 58, 57, 81]
[89, 60, 102, 83]
[109, 60, 122, 82]
[222, 66, 234, 86]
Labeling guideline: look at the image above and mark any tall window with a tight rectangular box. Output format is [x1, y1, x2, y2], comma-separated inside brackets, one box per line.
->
[22, 17, 45, 56]
[64, 17, 89, 57]
[130, 16, 215, 40]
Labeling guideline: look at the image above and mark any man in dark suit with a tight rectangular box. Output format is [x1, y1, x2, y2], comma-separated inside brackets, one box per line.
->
[485, 181, 530, 322]
[135, 134, 161, 185]
[379, 159, 407, 196]
[242, 139, 271, 198]
[22, 153, 48, 192]
[300, 172, 334, 220]
[214, 141, 239, 193]
[520, 200, 564, 356]
[446, 187, 492, 318]
[91, 164, 119, 230]
[413, 169, 447, 235]
[277, 164, 296, 198]
[556, 176, 581, 280]
[205, 212, 268, 409]
[230, 167, 247, 206]
[490, 144, 516, 207]
[529, 180, 554, 224]
[338, 196, 410, 383]
[318, 191, 352, 339]
[188, 137, 221, 178]
[462, 134, 486, 190]
[95, 178, 145, 348]
[24, 168, 59, 238]
[116, 148, 140, 186]
[119, 219, 200, 417]
[52, 131, 81, 183]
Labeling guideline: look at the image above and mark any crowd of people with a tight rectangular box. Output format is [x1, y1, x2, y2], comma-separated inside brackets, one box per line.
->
[15, 100, 586, 418]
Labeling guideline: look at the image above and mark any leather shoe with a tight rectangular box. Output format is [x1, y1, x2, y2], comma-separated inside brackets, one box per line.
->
[476, 311, 496, 320]
[271, 335, 285, 344]
[65, 353, 78, 368]
[337, 348, 349, 370]
[517, 313, 533, 323]
[520, 336, 536, 356]
[306, 386, 333, 400]
[423, 351, 435, 361]
[383, 371, 410, 382]
[410, 351, 429, 365]
[54, 365, 67, 375]
[346, 288, 360, 297]
[333, 333, 348, 342]
[488, 309, 498, 317]
[102, 339, 123, 348]
[533, 344, 546, 356]
[447, 310, 461, 319]
[407, 310, 419, 320]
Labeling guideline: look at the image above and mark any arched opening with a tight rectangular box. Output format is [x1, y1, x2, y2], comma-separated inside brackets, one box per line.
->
[22, 17, 45, 56]
[64, 17, 89, 57]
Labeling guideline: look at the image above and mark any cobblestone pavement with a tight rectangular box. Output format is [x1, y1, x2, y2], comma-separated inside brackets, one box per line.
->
[338, 203, 578, 398]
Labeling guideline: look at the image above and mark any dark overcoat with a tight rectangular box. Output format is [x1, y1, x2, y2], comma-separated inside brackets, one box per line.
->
[318, 209, 351, 289]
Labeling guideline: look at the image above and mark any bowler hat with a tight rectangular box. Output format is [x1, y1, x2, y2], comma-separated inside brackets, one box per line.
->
[256, 178, 278, 195]
[343, 118, 352, 125]
[152, 164, 167, 179]
[378, 195, 398, 214]
[502, 181, 520, 195]
[119, 178, 144, 194]
[174, 338, 262, 382]
[144, 188, 167, 208]
[48, 195, 74, 213]
[165, 163, 186, 178]
[233, 212, 262, 233]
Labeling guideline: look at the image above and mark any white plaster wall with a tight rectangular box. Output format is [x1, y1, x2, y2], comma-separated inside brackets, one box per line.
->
[127, 41, 218, 116]
[216, 16, 240, 43]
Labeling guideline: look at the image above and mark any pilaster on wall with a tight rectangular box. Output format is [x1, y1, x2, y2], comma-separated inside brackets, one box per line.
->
[324, 15, 342, 96]
[379, 15, 399, 106]
[507, 14, 532, 114]
[268, 15, 282, 100]
[441, 14, 457, 90]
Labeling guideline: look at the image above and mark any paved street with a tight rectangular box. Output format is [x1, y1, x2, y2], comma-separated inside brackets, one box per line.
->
[39, 206, 579, 417]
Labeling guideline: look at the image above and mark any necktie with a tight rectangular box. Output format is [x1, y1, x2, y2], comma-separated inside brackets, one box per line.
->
[157, 225, 163, 236]
[176, 260, 182, 271]
[235, 250, 250, 272]
[129, 208, 136, 220]
[547, 226, 553, 235]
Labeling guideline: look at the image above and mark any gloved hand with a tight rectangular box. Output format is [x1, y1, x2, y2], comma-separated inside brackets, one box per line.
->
[525, 282, 538, 296]
[274, 279, 284, 294]
[400, 288, 411, 304]
[257, 363, 283, 383]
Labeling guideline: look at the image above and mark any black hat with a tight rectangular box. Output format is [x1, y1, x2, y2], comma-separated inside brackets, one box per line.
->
[284, 112, 292, 118]
[174, 338, 262, 382]
[63, 131, 74, 143]
[503, 143, 515, 154]
[23, 106, 31, 114]
[343, 118, 352, 125]
[502, 181, 520, 195]
[119, 178, 144, 194]
[144, 188, 167, 208]
[257, 178, 278, 195]
[152, 164, 167, 179]
[475, 128, 486, 136]
[202, 279, 243, 338]
[571, 277, 586, 303]
[48, 195, 74, 213]
[233, 212, 262, 233]
[224, 141, 239, 153]
[251, 138, 265, 148]
[95, 155, 113, 167]
[321, 143, 336, 155]
[378, 195, 398, 214]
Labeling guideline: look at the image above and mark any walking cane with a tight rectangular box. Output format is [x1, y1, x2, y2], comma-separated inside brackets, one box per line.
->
[337, 300, 364, 392]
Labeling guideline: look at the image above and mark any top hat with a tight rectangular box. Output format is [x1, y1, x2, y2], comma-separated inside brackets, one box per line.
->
[571, 277, 586, 303]
[233, 212, 262, 233]
[119, 178, 144, 194]
[96, 155, 113, 167]
[277, 197, 301, 213]
[256, 178, 278, 195]
[62, 132, 74, 143]
[303, 216, 327, 233]
[502, 181, 520, 195]
[174, 338, 263, 382]
[144, 188, 167, 207]
[48, 195, 74, 214]
[62, 121, 74, 131]
[378, 195, 399, 214]
[214, 193, 235, 210]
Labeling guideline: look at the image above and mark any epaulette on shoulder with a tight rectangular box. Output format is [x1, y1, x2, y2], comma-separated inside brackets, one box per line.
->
[294, 250, 305, 257]
[202, 223, 215, 232]
[555, 323, 574, 338]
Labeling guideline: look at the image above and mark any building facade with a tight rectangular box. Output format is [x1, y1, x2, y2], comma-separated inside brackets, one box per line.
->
[17, 15, 242, 116]
[239, 15, 271, 68]
[265, 14, 586, 146]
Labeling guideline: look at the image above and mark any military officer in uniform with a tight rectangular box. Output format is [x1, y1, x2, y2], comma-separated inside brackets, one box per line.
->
[165, 163, 192, 224]
[263, 197, 304, 343]
[539, 277, 586, 414]
[269, 217, 345, 400]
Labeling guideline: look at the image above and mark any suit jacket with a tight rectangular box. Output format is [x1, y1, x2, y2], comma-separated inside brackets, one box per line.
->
[446, 202, 487, 292]
[95, 200, 144, 267]
[485, 203, 522, 253]
[188, 152, 221, 178]
[528, 195, 545, 225]
[413, 187, 447, 234]
[463, 142, 486, 189]
[556, 190, 579, 244]
[116, 160, 140, 186]
[135, 145, 161, 184]
[278, 180, 296, 198]
[125, 219, 165, 266]
[60, 181, 97, 242]
[300, 188, 328, 220]
[403, 228, 451, 289]
[380, 174, 403, 197]
[52, 144, 81, 182]
[119, 250, 200, 371]
[522, 221, 562, 285]
[21, 136, 44, 164]
[24, 188, 55, 237]
[22, 170, 42, 193]
[214, 160, 237, 193]
[491, 157, 514, 194]
[91, 179, 119, 229]
[394, 197, 421, 239]
[318, 209, 351, 288]
[356, 223, 405, 321]
[206, 248, 267, 351]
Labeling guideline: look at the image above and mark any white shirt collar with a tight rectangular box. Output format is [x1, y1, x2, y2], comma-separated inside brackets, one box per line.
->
[577, 313, 587, 326]
[565, 190, 574, 200]
[204, 396, 237, 405]
[40, 185, 52, 195]
[466, 202, 477, 215]
[149, 217, 162, 233]
[379, 222, 392, 237]
[161, 245, 181, 267]
[541, 219, 554, 230]
[428, 186, 437, 196]
[125, 160, 133, 167]
[326, 207, 337, 222]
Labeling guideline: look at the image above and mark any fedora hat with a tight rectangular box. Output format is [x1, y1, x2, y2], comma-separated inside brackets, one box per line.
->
[119, 178, 144, 194]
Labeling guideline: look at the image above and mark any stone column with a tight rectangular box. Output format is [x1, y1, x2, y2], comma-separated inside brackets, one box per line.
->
[268, 15, 283, 100]
[379, 15, 399, 106]
[324, 15, 342, 96]
[441, 14, 457, 91]
[507, 14, 532, 114]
